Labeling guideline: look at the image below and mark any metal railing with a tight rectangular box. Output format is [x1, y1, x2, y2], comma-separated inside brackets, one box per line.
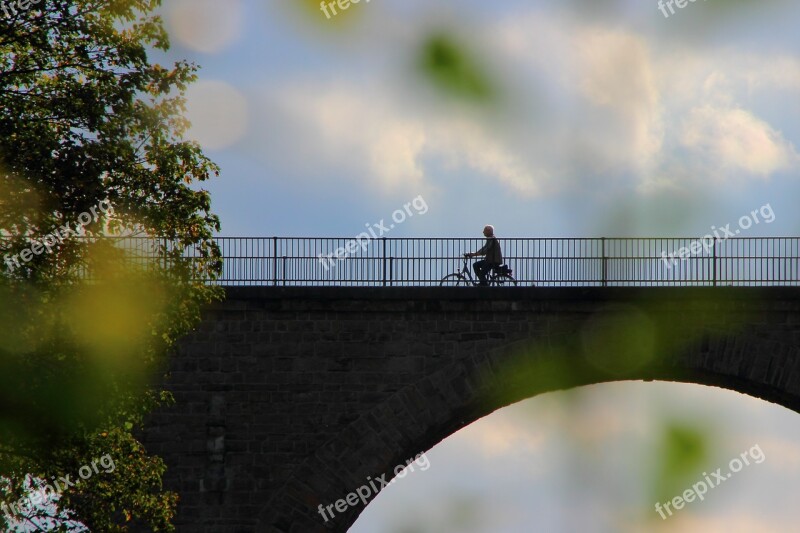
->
[15, 236, 796, 286]
[193, 237, 799, 287]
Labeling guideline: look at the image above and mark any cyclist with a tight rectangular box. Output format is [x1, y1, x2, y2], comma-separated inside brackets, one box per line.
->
[465, 225, 503, 286]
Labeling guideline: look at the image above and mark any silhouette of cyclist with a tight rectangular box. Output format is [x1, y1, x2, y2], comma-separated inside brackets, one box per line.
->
[465, 225, 503, 286]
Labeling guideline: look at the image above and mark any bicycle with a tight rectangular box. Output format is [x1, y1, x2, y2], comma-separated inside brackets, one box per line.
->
[440, 255, 518, 286]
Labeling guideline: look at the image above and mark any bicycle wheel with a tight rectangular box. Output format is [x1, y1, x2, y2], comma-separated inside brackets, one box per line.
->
[492, 274, 517, 287]
[440, 273, 468, 286]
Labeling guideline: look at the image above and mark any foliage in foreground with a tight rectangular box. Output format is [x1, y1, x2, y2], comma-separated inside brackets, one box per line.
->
[1, 0, 222, 529]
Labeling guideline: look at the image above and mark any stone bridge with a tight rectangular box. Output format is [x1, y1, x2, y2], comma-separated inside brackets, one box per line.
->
[140, 287, 800, 532]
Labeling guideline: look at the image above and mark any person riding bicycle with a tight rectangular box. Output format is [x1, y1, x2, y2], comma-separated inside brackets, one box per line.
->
[465, 225, 503, 286]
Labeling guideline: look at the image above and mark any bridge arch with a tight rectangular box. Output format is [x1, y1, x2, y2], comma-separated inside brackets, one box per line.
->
[140, 286, 800, 532]
[259, 323, 800, 532]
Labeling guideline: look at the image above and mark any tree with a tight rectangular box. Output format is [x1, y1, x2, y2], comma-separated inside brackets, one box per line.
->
[0, 0, 221, 529]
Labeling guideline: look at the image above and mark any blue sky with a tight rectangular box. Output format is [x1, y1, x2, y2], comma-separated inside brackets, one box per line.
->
[157, 0, 800, 240]
[154, 1, 800, 531]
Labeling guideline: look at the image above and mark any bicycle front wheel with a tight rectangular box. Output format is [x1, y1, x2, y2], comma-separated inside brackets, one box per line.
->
[440, 273, 468, 286]
[492, 274, 517, 287]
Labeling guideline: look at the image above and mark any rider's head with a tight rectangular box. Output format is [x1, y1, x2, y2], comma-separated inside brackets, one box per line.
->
[483, 225, 494, 237]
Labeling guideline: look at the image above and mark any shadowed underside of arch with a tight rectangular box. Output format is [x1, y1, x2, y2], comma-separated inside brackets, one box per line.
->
[139, 287, 800, 533]
[260, 325, 800, 532]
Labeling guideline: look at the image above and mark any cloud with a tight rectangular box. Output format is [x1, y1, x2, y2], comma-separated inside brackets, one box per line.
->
[368, 121, 427, 188]
[754, 437, 800, 471]
[185, 80, 249, 150]
[492, 12, 665, 183]
[643, 512, 788, 533]
[165, 0, 244, 54]
[492, 10, 800, 192]
[456, 404, 547, 459]
[256, 80, 424, 192]
[572, 26, 664, 173]
[247, 8, 800, 199]
[681, 105, 798, 177]
[255, 79, 543, 196]
[425, 119, 546, 196]
[743, 54, 800, 92]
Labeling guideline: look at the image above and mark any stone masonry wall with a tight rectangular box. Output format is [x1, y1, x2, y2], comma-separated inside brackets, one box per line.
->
[139, 287, 800, 532]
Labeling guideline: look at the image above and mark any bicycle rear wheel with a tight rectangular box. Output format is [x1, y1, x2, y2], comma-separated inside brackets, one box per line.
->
[492, 274, 517, 287]
[440, 273, 468, 286]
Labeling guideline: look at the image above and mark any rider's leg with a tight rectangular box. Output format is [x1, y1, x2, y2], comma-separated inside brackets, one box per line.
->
[473, 260, 489, 285]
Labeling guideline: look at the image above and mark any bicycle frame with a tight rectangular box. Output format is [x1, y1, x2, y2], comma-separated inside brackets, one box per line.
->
[448, 258, 504, 286]
[439, 252, 519, 287]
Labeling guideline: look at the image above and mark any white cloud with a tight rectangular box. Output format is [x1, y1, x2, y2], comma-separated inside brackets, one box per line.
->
[573, 26, 664, 172]
[642, 512, 788, 533]
[166, 0, 243, 54]
[258, 81, 428, 192]
[257, 79, 543, 196]
[492, 11, 800, 192]
[426, 119, 545, 196]
[681, 105, 798, 177]
[754, 437, 800, 471]
[185, 80, 249, 150]
[368, 121, 427, 188]
[743, 54, 800, 93]
[456, 404, 547, 459]
[492, 13, 666, 182]
[248, 9, 800, 199]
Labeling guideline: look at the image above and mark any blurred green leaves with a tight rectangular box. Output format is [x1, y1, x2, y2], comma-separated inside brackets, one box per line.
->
[289, 0, 370, 30]
[417, 33, 496, 104]
[649, 421, 713, 512]
[580, 305, 657, 376]
[0, 256, 172, 448]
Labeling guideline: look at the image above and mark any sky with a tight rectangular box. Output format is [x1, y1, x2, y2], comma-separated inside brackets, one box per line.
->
[157, 0, 800, 239]
[152, 1, 800, 531]
[350, 382, 800, 533]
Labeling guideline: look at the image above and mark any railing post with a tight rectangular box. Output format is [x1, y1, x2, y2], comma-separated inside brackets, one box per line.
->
[272, 236, 278, 286]
[601, 237, 607, 287]
[382, 238, 387, 287]
[713, 239, 717, 287]
[282, 256, 287, 286]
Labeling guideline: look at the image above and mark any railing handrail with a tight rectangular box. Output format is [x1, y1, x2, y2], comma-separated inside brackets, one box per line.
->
[5, 236, 798, 287]
[201, 236, 800, 287]
[6, 235, 800, 240]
